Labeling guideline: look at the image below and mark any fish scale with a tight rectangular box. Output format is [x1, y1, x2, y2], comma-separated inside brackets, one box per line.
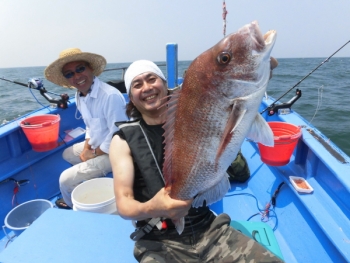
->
[163, 21, 277, 234]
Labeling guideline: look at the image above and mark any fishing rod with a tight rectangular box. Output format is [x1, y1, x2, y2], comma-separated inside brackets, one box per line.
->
[0, 77, 28, 88]
[0, 76, 60, 96]
[0, 76, 69, 109]
[103, 63, 166, 72]
[261, 40, 350, 115]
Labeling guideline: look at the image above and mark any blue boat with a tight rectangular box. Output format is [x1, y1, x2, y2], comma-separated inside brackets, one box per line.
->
[0, 44, 349, 263]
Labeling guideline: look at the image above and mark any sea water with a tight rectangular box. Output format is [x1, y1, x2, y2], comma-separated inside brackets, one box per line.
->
[0, 58, 349, 156]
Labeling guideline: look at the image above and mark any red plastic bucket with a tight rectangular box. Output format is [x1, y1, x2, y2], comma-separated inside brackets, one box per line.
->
[258, 122, 301, 166]
[20, 114, 60, 152]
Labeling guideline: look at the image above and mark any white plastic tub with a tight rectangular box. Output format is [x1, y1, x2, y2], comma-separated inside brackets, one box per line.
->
[72, 178, 117, 214]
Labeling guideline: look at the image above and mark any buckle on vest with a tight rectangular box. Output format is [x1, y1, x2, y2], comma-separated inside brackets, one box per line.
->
[130, 217, 161, 241]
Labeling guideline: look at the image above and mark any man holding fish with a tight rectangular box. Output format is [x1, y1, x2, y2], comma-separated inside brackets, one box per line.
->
[110, 21, 283, 262]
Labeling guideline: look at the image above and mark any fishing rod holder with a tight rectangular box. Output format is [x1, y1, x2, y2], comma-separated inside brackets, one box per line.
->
[38, 88, 69, 109]
[28, 78, 69, 109]
[266, 89, 302, 116]
[0, 177, 30, 187]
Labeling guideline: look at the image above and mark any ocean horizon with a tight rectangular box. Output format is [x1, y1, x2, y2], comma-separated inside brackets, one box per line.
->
[1, 58, 349, 157]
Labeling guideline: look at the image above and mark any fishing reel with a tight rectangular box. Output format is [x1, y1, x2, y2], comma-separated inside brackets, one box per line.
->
[28, 78, 44, 90]
[27, 77, 70, 109]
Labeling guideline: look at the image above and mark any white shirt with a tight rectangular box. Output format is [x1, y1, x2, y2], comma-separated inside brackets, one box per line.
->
[76, 77, 128, 153]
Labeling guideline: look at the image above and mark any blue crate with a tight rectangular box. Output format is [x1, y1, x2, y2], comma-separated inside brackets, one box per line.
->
[230, 220, 284, 260]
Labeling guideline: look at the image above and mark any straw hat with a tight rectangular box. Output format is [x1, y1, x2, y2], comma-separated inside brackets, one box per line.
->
[44, 48, 107, 87]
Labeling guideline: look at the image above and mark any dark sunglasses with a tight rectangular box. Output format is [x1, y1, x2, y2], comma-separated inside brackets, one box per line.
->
[63, 66, 86, 79]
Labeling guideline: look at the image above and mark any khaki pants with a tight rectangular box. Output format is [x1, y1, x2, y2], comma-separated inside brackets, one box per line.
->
[134, 213, 283, 263]
[59, 141, 112, 208]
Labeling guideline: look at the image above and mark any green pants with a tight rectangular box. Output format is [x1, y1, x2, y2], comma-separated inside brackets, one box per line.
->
[134, 213, 283, 263]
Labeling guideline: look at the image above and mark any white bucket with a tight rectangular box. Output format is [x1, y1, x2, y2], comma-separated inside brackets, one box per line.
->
[71, 178, 117, 214]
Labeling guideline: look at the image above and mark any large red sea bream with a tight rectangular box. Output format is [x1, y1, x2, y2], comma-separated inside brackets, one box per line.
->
[163, 21, 276, 233]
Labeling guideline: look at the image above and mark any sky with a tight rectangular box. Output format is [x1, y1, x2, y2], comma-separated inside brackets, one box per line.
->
[0, 0, 350, 68]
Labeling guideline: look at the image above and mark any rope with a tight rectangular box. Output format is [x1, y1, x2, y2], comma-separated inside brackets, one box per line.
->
[28, 87, 52, 112]
[222, 1, 228, 37]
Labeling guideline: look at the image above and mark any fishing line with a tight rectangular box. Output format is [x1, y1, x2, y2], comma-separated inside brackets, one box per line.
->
[309, 85, 324, 124]
[28, 87, 53, 112]
[225, 192, 278, 230]
[261, 40, 350, 114]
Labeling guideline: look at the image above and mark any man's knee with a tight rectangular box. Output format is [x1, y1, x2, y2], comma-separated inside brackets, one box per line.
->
[62, 145, 82, 165]
[63, 146, 74, 161]
[59, 168, 75, 189]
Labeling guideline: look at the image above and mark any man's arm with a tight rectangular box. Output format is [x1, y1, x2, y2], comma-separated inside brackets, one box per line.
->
[79, 138, 94, 161]
[99, 93, 128, 154]
[109, 135, 192, 221]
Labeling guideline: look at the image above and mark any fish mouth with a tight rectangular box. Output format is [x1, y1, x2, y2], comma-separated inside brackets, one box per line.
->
[248, 21, 276, 53]
[263, 29, 277, 57]
[264, 30, 276, 46]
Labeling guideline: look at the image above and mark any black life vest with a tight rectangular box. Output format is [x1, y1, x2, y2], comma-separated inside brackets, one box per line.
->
[114, 119, 165, 202]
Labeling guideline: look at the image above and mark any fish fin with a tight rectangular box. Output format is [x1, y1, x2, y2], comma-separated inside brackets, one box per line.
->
[162, 88, 182, 185]
[172, 217, 185, 235]
[247, 114, 274, 146]
[216, 100, 246, 162]
[192, 176, 231, 208]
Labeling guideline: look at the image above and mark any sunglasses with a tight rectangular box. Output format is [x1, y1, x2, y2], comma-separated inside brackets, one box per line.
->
[63, 66, 86, 79]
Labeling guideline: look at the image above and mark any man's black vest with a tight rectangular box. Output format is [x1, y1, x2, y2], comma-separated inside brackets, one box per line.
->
[115, 120, 165, 202]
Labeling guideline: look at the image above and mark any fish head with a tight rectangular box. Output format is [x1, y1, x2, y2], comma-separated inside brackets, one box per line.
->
[185, 21, 276, 99]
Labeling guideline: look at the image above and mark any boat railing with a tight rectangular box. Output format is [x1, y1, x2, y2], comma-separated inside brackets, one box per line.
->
[103, 63, 166, 79]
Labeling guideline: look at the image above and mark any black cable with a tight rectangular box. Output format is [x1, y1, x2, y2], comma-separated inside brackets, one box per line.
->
[271, 182, 285, 207]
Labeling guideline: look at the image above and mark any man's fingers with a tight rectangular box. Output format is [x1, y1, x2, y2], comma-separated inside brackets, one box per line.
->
[270, 57, 278, 70]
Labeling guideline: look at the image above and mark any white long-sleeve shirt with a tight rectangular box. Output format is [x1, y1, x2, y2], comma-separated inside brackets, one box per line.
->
[76, 77, 128, 153]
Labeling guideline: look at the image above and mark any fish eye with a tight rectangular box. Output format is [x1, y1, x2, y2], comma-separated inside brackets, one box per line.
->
[217, 52, 231, 64]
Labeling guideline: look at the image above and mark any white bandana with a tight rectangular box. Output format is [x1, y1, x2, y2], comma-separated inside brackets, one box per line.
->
[124, 60, 166, 94]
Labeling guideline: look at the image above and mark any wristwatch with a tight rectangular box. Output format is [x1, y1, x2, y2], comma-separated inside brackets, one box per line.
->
[92, 148, 97, 157]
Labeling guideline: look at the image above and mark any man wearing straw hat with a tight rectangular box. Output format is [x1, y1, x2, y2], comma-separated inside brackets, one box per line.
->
[45, 48, 128, 209]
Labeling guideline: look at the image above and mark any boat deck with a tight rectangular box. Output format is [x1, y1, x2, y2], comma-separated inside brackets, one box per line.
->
[0, 208, 135, 263]
[1, 131, 350, 262]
